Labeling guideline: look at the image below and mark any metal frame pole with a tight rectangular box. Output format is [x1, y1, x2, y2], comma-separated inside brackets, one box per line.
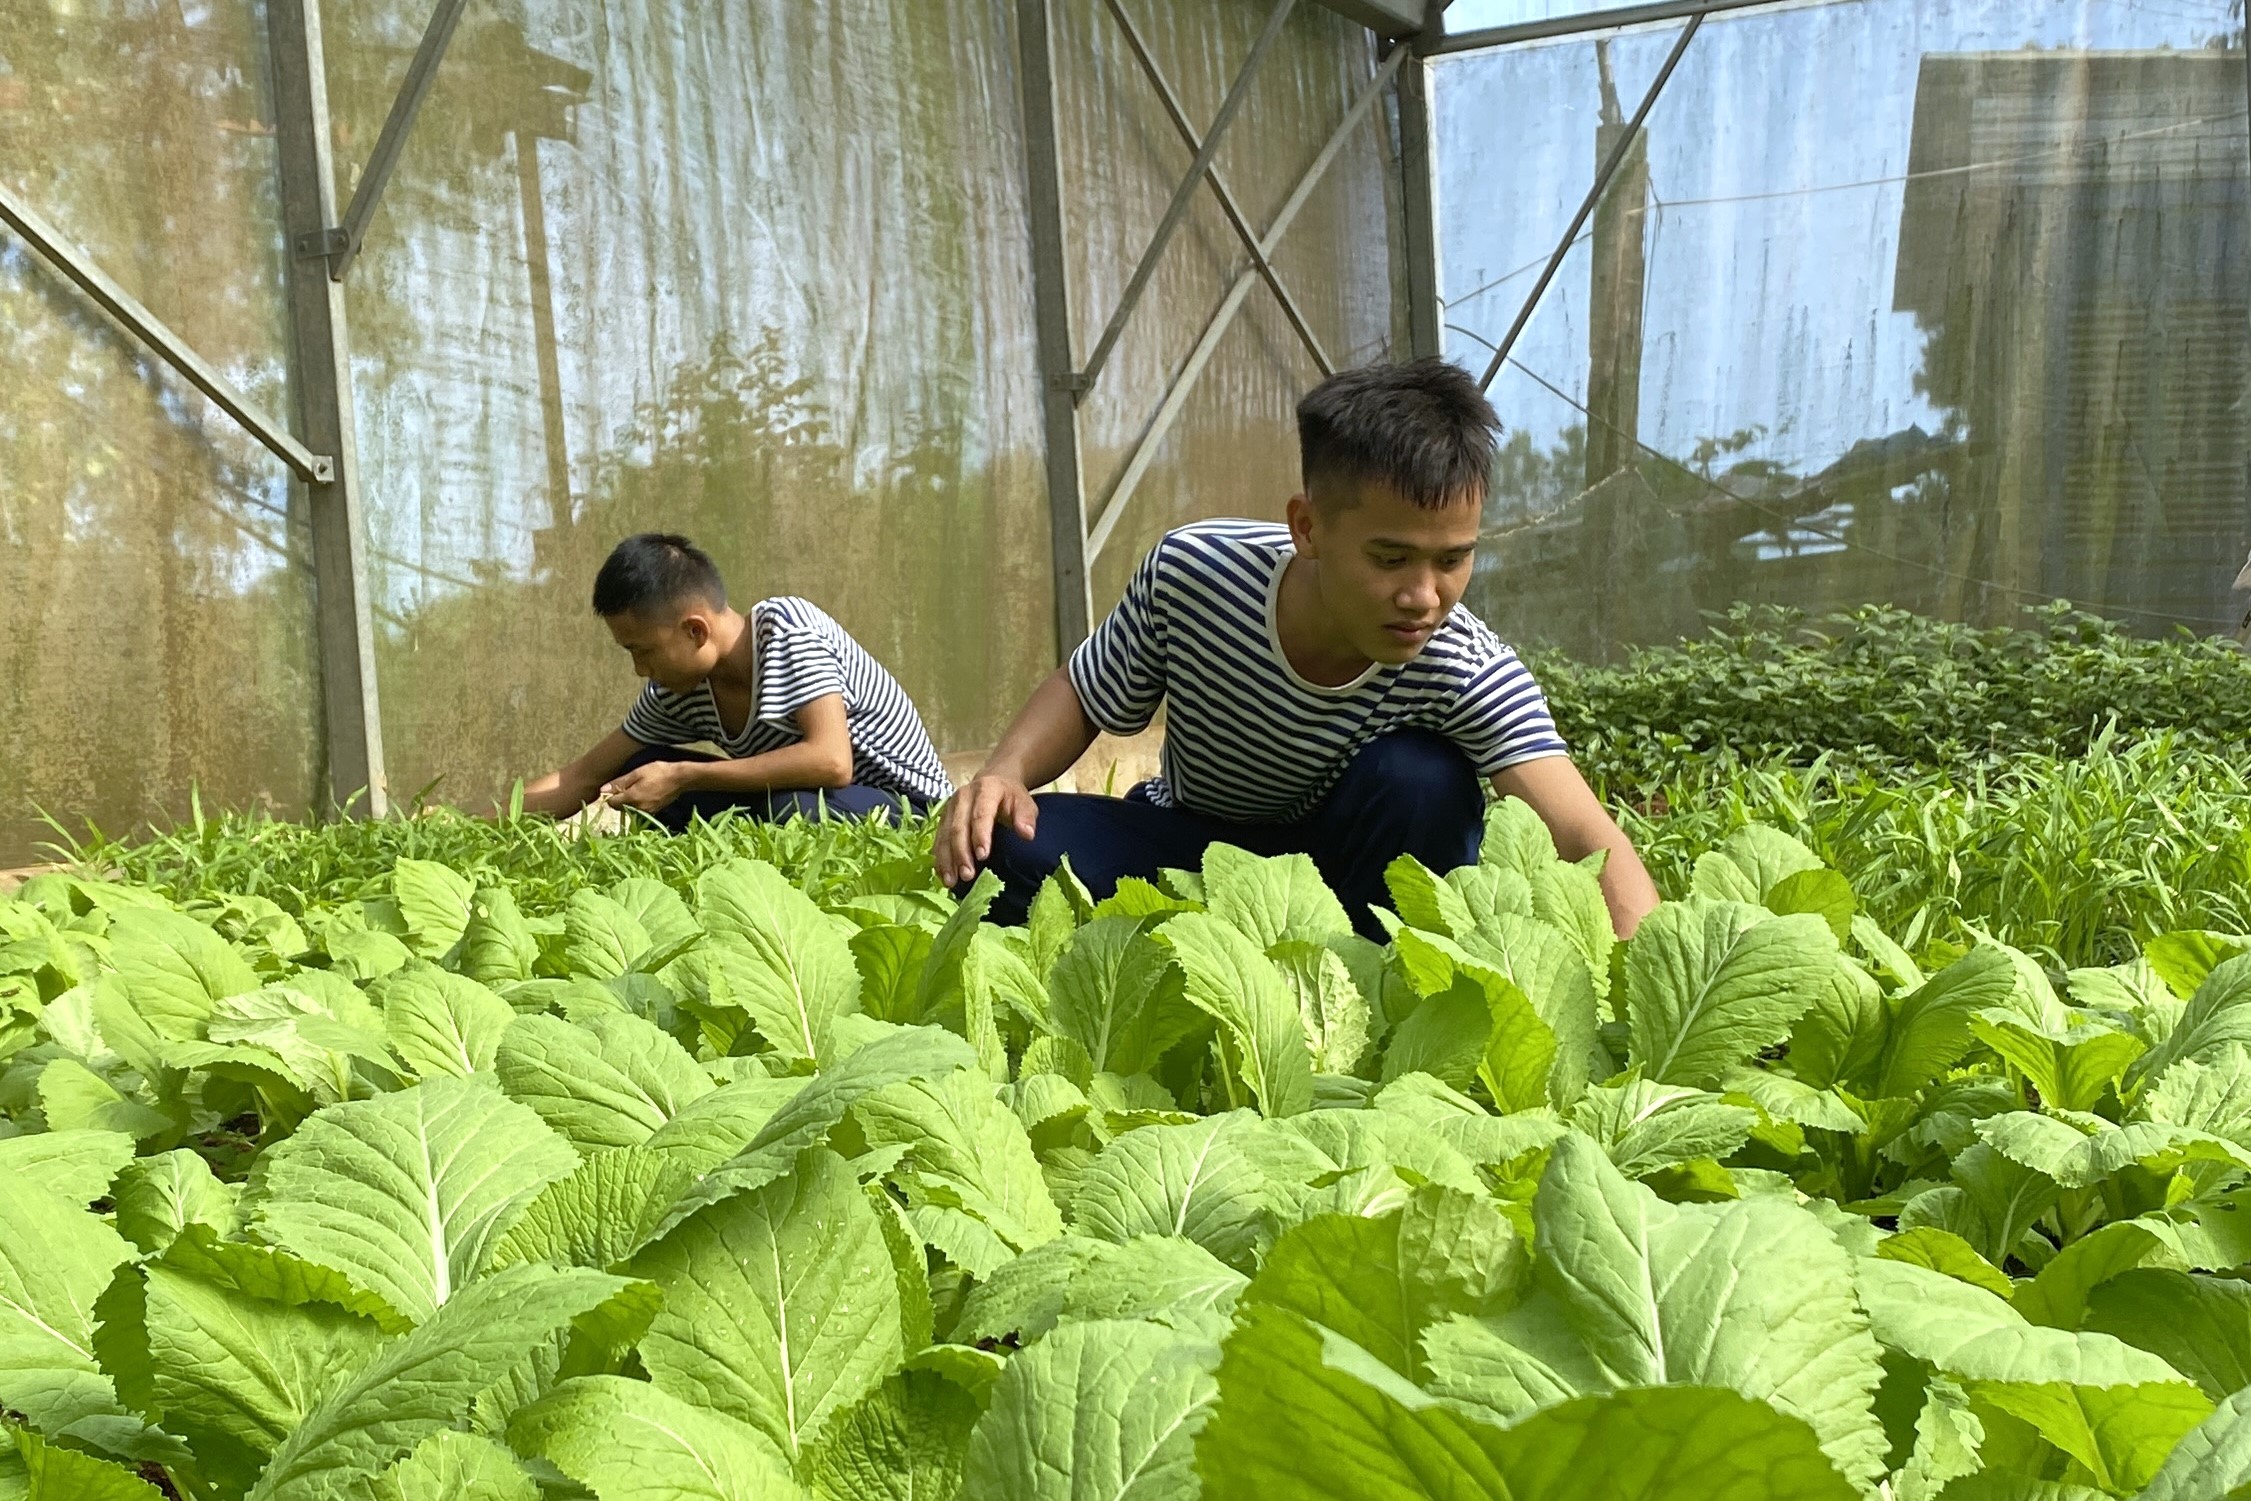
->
[1431, 0, 1780, 53]
[1104, 0, 1333, 376]
[1016, 0, 1095, 653]
[1085, 43, 1411, 564]
[268, 0, 390, 817]
[1076, 0, 1299, 398]
[1475, 11, 1701, 390]
[0, 183, 332, 482]
[1395, 35, 1443, 358]
[324, 0, 473, 280]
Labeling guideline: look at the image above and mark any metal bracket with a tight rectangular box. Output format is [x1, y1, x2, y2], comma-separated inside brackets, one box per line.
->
[293, 226, 352, 264]
[1048, 371, 1095, 395]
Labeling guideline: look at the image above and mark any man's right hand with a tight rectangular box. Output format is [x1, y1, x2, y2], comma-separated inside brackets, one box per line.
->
[935, 773, 1039, 888]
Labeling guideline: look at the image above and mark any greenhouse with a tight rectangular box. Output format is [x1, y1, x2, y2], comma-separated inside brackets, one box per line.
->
[5, 0, 2251, 1496]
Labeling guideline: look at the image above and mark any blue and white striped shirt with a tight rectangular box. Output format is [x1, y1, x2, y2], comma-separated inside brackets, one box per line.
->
[622, 597, 952, 804]
[1067, 519, 1567, 822]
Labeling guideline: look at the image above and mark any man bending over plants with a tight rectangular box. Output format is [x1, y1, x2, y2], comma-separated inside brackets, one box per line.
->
[936, 358, 1658, 941]
[511, 533, 952, 828]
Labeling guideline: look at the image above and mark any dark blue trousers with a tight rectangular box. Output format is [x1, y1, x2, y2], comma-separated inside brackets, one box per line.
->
[981, 730, 1484, 941]
[615, 745, 920, 833]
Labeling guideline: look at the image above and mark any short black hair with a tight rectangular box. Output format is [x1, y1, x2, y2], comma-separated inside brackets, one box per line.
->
[591, 533, 727, 616]
[1296, 357, 1500, 509]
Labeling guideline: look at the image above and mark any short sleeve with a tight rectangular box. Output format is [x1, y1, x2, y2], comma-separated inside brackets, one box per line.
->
[756, 611, 848, 723]
[623, 682, 700, 747]
[1067, 541, 1168, 735]
[1437, 647, 1570, 776]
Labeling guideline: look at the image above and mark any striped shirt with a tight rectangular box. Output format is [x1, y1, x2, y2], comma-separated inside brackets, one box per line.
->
[622, 597, 952, 804]
[1067, 519, 1567, 822]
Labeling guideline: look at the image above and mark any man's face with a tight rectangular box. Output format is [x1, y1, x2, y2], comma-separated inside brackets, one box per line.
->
[604, 604, 718, 694]
[1290, 478, 1481, 665]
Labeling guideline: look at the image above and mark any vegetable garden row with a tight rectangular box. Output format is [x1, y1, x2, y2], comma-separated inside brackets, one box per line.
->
[6, 606, 2251, 1500]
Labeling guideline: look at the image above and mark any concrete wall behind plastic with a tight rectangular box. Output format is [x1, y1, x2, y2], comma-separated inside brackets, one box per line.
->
[0, 0, 1401, 856]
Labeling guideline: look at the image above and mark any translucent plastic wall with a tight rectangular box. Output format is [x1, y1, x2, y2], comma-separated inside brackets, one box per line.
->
[0, 3, 321, 863]
[0, 1, 1401, 856]
[326, 0, 1397, 811]
[1438, 0, 2251, 660]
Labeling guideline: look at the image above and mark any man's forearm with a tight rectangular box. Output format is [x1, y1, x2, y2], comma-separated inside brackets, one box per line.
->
[515, 773, 593, 818]
[977, 667, 1100, 790]
[681, 739, 852, 795]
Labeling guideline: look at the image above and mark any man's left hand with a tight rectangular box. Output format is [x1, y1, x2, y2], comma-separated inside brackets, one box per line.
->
[600, 761, 692, 814]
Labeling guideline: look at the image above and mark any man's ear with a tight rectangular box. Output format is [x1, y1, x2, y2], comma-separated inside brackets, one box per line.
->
[1285, 492, 1318, 556]
[679, 612, 712, 648]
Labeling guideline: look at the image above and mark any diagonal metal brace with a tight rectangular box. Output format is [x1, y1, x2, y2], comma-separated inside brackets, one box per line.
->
[0, 180, 334, 483]
[1085, 41, 1409, 566]
[1076, 0, 1298, 401]
[1104, 0, 1334, 379]
[315, 0, 472, 279]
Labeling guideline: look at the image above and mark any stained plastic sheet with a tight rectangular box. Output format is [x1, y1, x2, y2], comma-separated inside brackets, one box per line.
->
[1440, 0, 2251, 660]
[326, 0, 1401, 809]
[0, 2, 320, 862]
[0, 0, 1402, 853]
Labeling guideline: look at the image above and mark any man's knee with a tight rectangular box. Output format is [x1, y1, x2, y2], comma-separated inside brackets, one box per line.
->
[1339, 730, 1482, 814]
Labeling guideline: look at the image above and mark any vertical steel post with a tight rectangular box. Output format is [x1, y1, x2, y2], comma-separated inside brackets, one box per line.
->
[1016, 0, 1094, 653]
[1396, 39, 1443, 359]
[267, 0, 390, 816]
[516, 131, 573, 530]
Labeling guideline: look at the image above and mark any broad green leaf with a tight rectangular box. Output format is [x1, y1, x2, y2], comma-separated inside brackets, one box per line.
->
[958, 1317, 1218, 1501]
[911, 870, 1001, 1029]
[142, 1258, 386, 1472]
[1044, 909, 1197, 1075]
[1070, 1114, 1274, 1271]
[2066, 957, 2171, 1016]
[851, 922, 934, 1025]
[1898, 1143, 2061, 1267]
[245, 1076, 578, 1323]
[608, 877, 702, 957]
[662, 1026, 977, 1222]
[1526, 858, 1617, 1004]
[698, 858, 862, 1063]
[1453, 913, 1604, 1104]
[632, 1148, 900, 1461]
[1722, 825, 1826, 897]
[1197, 1303, 1858, 1501]
[508, 1374, 795, 1500]
[1385, 854, 1476, 937]
[1379, 972, 1493, 1092]
[1691, 850, 1763, 904]
[366, 1430, 536, 1501]
[112, 1149, 236, 1255]
[379, 965, 514, 1080]
[2144, 1045, 2251, 1148]
[559, 889, 652, 980]
[1854, 1257, 2209, 1488]
[1875, 1227, 2014, 1299]
[2136, 955, 2251, 1086]
[1268, 939, 1372, 1075]
[2012, 1220, 2189, 1330]
[0, 1174, 134, 1436]
[2145, 932, 2251, 1000]
[489, 1145, 697, 1271]
[1893, 1374, 1982, 1501]
[1975, 1110, 2251, 1190]
[2139, 1386, 2251, 1501]
[2084, 1269, 2251, 1400]
[1242, 1184, 1525, 1381]
[1276, 1110, 1486, 1198]
[1788, 960, 1888, 1091]
[1716, 1065, 1864, 1132]
[207, 985, 395, 1106]
[453, 887, 538, 986]
[850, 1069, 1063, 1276]
[1767, 868, 1856, 944]
[1509, 1133, 1888, 1489]
[1852, 914, 1924, 990]
[1155, 914, 1313, 1118]
[1970, 1011, 2144, 1113]
[1203, 845, 1351, 949]
[1568, 1078, 1757, 1180]
[0, 1129, 134, 1207]
[6, 1429, 161, 1501]
[160, 1224, 408, 1332]
[1481, 796, 1559, 876]
[951, 1235, 1115, 1348]
[106, 907, 259, 1040]
[1871, 946, 2021, 1097]
[641, 1076, 808, 1176]
[803, 1370, 980, 1501]
[1060, 1234, 1249, 1329]
[390, 859, 475, 960]
[1625, 900, 1836, 1089]
[33, 1059, 168, 1140]
[245, 1263, 648, 1501]
[495, 1011, 714, 1151]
